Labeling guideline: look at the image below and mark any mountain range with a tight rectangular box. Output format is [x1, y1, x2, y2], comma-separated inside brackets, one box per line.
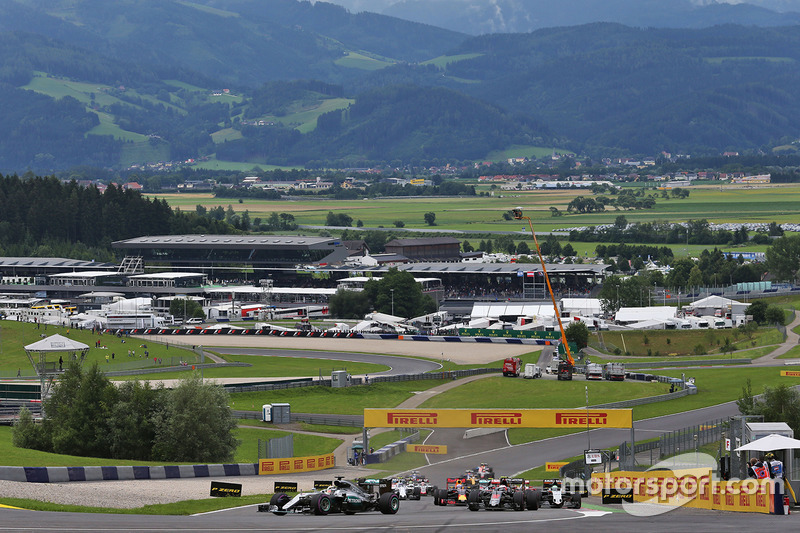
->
[328, 0, 800, 35]
[1, 0, 800, 173]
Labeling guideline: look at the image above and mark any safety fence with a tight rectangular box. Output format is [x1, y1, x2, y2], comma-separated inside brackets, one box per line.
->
[234, 410, 364, 427]
[258, 434, 294, 459]
[225, 367, 501, 394]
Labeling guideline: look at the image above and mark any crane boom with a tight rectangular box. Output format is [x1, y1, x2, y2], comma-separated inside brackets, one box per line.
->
[511, 208, 574, 377]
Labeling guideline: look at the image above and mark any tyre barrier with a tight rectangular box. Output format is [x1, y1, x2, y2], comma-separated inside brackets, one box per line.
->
[0, 463, 260, 483]
[104, 328, 554, 345]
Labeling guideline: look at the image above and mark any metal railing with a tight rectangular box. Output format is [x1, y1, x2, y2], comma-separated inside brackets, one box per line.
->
[258, 434, 294, 459]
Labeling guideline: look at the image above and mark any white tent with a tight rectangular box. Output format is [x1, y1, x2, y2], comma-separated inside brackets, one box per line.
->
[24, 333, 89, 353]
[735, 433, 800, 452]
[23, 334, 91, 397]
[615, 306, 677, 325]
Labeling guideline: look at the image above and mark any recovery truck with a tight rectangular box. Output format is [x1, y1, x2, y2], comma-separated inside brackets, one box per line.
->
[512, 207, 575, 381]
[585, 362, 603, 380]
[603, 362, 625, 381]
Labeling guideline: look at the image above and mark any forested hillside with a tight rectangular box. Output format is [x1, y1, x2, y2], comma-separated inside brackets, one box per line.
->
[2, 0, 800, 171]
[1, 0, 465, 86]
[0, 174, 236, 259]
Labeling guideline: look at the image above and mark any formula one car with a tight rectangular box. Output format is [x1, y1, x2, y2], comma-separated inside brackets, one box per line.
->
[540, 479, 581, 509]
[259, 477, 400, 516]
[466, 478, 540, 512]
[392, 472, 436, 500]
[433, 477, 473, 506]
[465, 463, 494, 479]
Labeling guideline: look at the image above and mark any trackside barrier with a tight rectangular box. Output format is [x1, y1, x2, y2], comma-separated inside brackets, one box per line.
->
[0, 463, 259, 483]
[591, 471, 777, 514]
[108, 327, 555, 346]
[225, 368, 501, 394]
[258, 453, 335, 475]
[364, 431, 421, 465]
[233, 410, 364, 427]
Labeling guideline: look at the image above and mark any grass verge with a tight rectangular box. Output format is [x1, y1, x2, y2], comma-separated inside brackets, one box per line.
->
[229, 379, 450, 415]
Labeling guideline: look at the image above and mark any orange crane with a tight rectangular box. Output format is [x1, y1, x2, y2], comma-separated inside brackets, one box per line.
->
[511, 207, 574, 380]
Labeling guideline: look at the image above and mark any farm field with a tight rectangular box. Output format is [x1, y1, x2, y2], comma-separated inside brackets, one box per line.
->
[150, 183, 800, 236]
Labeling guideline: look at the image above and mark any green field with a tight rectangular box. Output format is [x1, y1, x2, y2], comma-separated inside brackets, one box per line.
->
[591, 327, 782, 357]
[0, 424, 336, 467]
[149, 183, 800, 238]
[335, 52, 392, 71]
[274, 97, 355, 134]
[117, 354, 389, 380]
[422, 53, 484, 69]
[0, 321, 198, 378]
[228, 379, 450, 415]
[484, 144, 572, 162]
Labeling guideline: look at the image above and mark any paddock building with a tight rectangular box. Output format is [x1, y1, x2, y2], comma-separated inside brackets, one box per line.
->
[0, 235, 609, 309]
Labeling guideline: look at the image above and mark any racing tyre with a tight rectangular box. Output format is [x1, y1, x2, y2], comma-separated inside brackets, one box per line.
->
[430, 486, 438, 499]
[379, 492, 400, 514]
[432, 489, 440, 506]
[571, 492, 582, 509]
[269, 493, 290, 516]
[513, 490, 525, 511]
[525, 490, 540, 511]
[467, 489, 481, 511]
[310, 493, 331, 516]
[412, 487, 422, 500]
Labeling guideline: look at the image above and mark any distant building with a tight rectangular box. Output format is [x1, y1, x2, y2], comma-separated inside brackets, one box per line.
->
[384, 238, 461, 262]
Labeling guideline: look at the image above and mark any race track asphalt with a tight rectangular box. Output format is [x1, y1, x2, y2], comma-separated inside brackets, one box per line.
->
[2, 493, 795, 532]
[215, 347, 443, 376]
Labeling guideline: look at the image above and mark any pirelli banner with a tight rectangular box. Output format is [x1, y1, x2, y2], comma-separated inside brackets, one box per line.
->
[408, 444, 448, 454]
[780, 370, 800, 377]
[259, 453, 335, 475]
[363, 408, 633, 429]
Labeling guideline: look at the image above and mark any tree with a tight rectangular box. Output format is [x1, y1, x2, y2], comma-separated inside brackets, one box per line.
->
[424, 212, 436, 226]
[169, 297, 204, 321]
[40, 362, 117, 457]
[562, 243, 575, 257]
[517, 241, 530, 255]
[766, 234, 800, 282]
[363, 268, 436, 318]
[614, 214, 628, 230]
[108, 380, 160, 460]
[393, 220, 405, 228]
[462, 240, 474, 253]
[738, 381, 800, 437]
[328, 288, 372, 319]
[765, 305, 785, 325]
[746, 301, 768, 324]
[151, 374, 239, 463]
[565, 321, 590, 350]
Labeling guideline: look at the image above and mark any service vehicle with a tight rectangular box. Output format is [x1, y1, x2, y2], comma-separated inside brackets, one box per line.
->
[540, 479, 582, 509]
[466, 478, 540, 512]
[585, 362, 603, 380]
[603, 362, 625, 381]
[503, 357, 522, 377]
[260, 477, 399, 516]
[511, 207, 575, 383]
[523, 363, 542, 379]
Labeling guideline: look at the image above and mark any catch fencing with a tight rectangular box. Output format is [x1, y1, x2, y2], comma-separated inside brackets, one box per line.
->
[258, 434, 294, 459]
[225, 367, 501, 394]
